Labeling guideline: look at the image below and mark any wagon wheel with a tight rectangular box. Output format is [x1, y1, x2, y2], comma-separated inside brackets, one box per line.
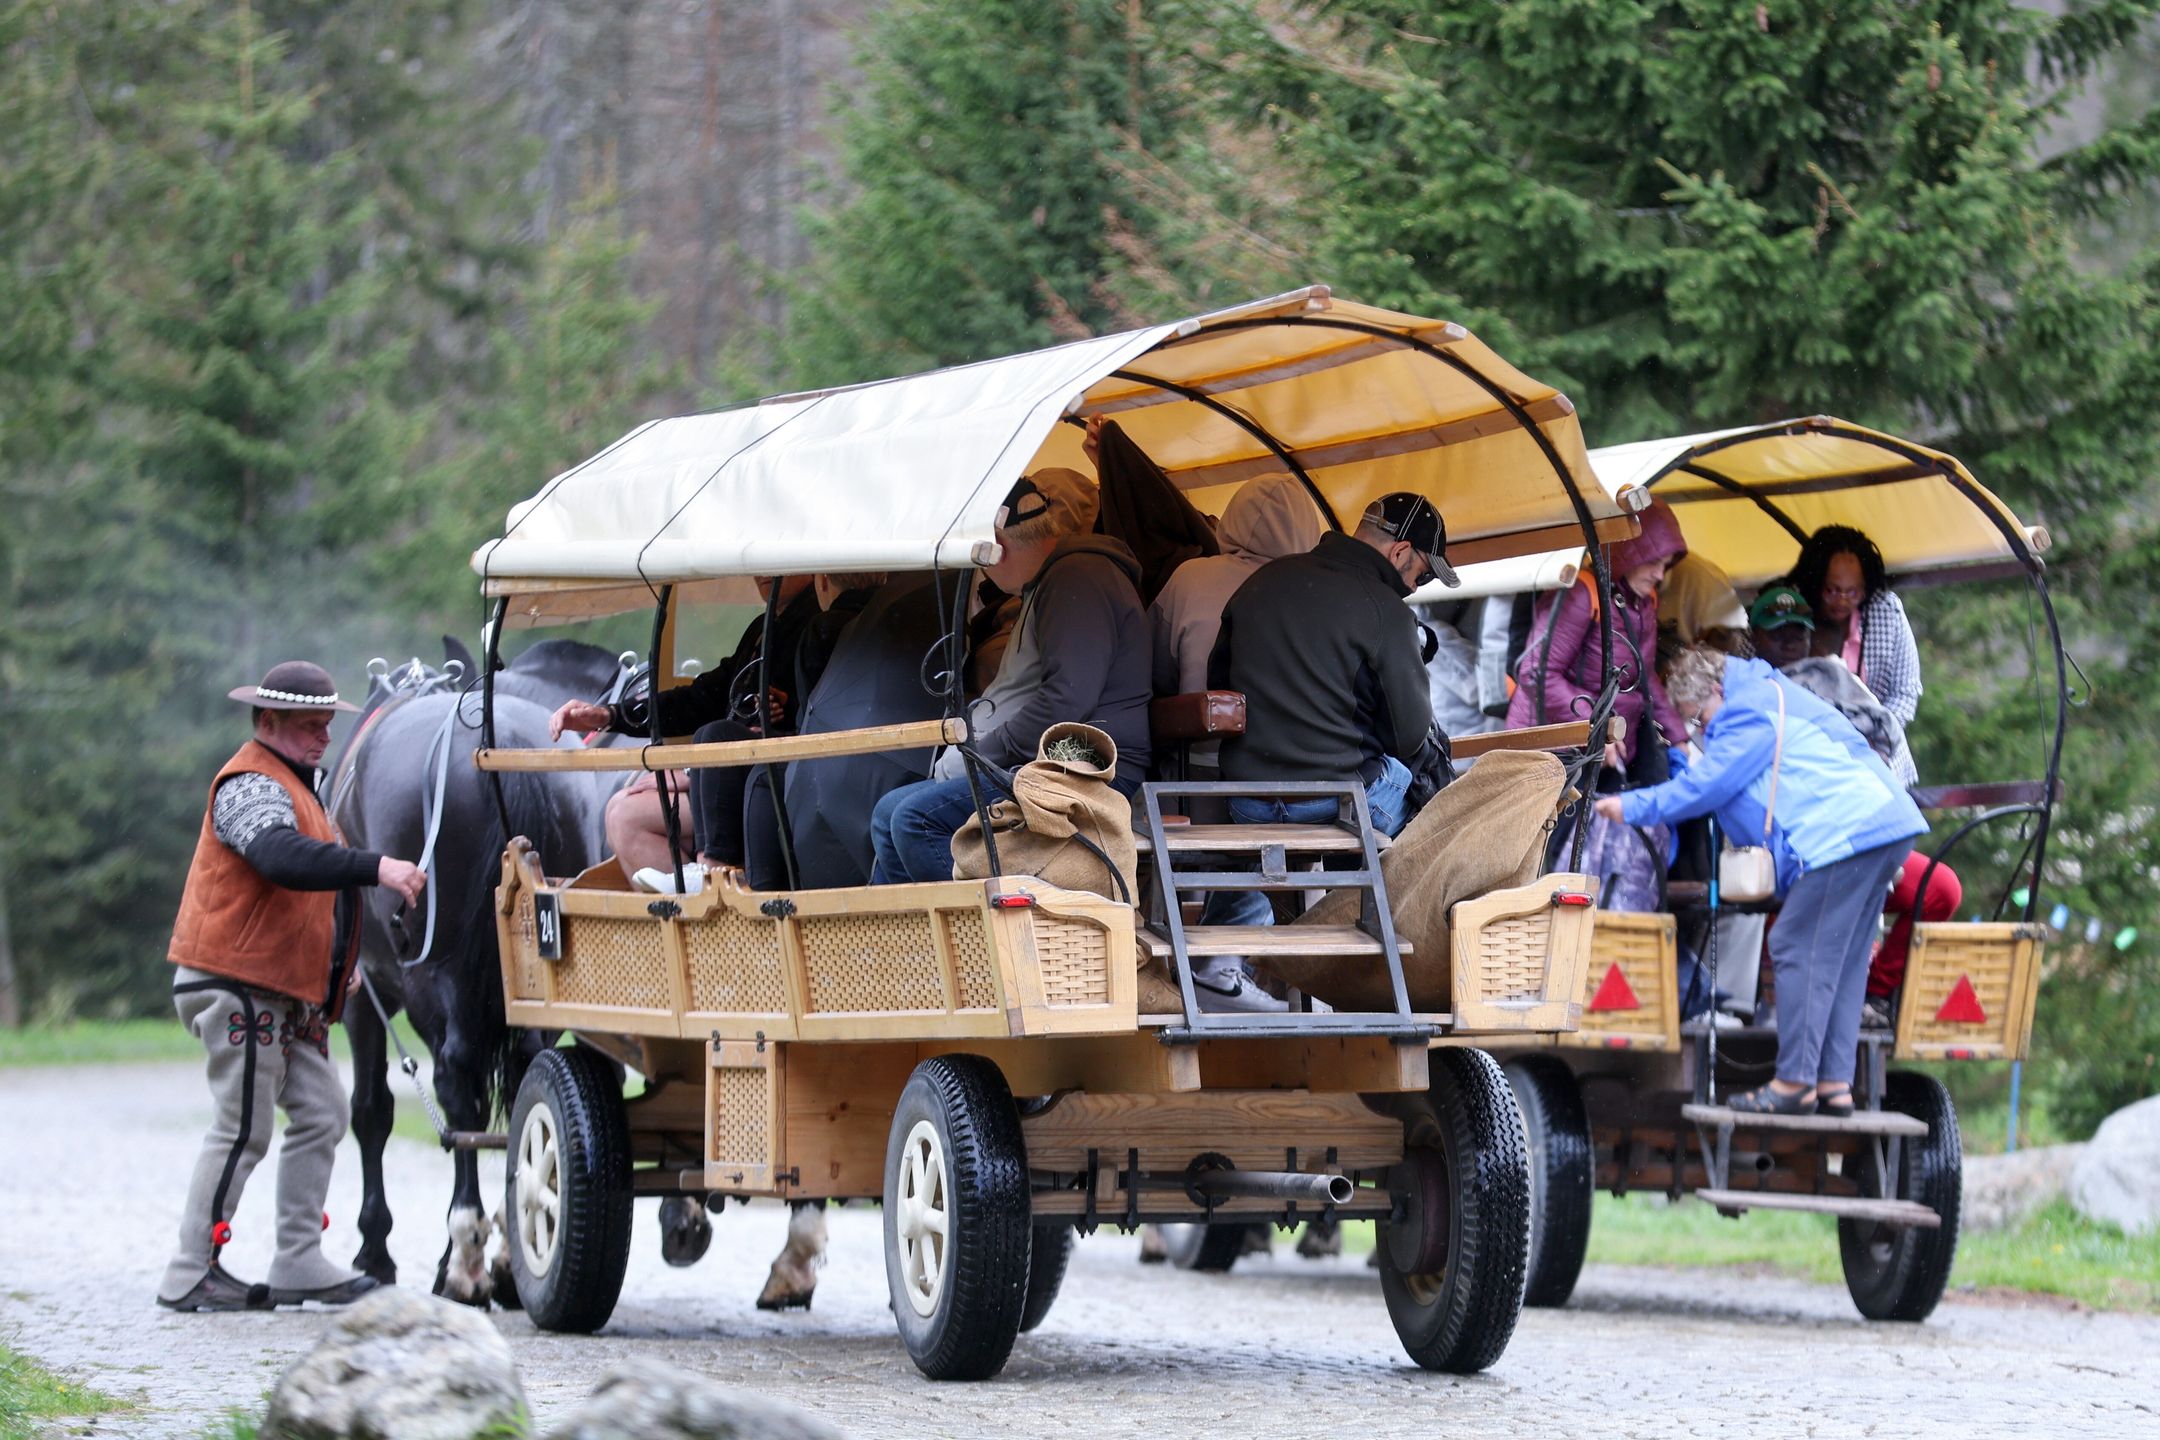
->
[1839, 1071, 1962, 1322]
[1504, 1056, 1593, 1307]
[1020, 1222, 1075, 1332]
[1377, 1047, 1531, 1373]
[882, 1055, 1032, 1380]
[504, 1046, 633, 1332]
[1156, 1222, 1251, 1272]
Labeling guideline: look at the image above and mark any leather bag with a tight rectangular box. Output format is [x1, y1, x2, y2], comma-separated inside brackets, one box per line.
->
[1716, 684, 1785, 903]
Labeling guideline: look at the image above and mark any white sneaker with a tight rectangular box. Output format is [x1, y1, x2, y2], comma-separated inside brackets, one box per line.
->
[1192, 975, 1290, 1014]
[631, 865, 705, 896]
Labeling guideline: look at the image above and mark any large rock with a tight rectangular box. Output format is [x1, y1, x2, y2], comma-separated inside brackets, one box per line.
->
[2071, 1094, 2160, 1236]
[264, 1287, 526, 1440]
[1962, 1142, 2086, 1231]
[539, 1358, 846, 1440]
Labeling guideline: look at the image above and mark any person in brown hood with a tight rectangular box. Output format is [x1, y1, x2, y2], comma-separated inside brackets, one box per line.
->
[158, 662, 425, 1313]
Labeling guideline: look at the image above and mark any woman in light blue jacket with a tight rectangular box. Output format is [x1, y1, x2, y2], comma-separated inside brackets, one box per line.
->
[1594, 646, 1926, 1115]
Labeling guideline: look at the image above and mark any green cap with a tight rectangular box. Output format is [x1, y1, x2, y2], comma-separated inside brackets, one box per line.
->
[1748, 584, 1814, 631]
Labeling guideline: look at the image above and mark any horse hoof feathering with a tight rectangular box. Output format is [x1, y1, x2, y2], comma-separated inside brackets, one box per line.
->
[434, 1205, 494, 1309]
[659, 1196, 715, 1268]
[487, 1207, 523, 1309]
[755, 1201, 827, 1311]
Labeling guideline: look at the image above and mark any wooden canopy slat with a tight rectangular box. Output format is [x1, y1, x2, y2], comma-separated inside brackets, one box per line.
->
[473, 717, 965, 773]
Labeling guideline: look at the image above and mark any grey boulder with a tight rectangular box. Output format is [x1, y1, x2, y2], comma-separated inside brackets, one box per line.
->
[263, 1287, 527, 1440]
[540, 1358, 846, 1440]
[1961, 1142, 2086, 1231]
[2071, 1094, 2160, 1236]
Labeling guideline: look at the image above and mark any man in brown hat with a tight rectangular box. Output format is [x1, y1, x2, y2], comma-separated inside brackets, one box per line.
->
[157, 661, 426, 1312]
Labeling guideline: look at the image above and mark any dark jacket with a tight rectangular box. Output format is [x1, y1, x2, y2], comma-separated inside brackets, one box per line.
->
[1209, 531, 1432, 784]
[964, 535, 1153, 790]
[615, 585, 821, 738]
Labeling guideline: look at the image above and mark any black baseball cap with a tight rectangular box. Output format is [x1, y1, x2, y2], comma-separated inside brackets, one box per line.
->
[1364, 492, 1459, 588]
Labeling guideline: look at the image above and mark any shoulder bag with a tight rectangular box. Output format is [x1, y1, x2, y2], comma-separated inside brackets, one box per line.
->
[1716, 683, 1785, 903]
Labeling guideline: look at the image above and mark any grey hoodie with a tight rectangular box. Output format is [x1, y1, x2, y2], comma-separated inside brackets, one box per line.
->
[1148, 475, 1325, 696]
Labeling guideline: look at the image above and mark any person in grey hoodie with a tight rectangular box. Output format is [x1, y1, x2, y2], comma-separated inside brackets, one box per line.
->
[1150, 473, 1326, 698]
[870, 467, 1152, 885]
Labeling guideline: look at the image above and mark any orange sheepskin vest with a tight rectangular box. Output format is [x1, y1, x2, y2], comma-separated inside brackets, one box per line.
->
[168, 740, 355, 1013]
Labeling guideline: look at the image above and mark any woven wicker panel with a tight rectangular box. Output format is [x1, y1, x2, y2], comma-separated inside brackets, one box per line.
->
[944, 911, 1000, 1011]
[555, 916, 673, 1010]
[682, 909, 789, 1015]
[1035, 917, 1111, 1007]
[1903, 928, 2025, 1051]
[1576, 917, 1671, 1036]
[709, 1065, 769, 1166]
[799, 912, 945, 1013]
[1474, 911, 1555, 1004]
[509, 898, 547, 1001]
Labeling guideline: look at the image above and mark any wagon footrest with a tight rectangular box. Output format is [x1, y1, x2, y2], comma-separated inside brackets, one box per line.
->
[1694, 1188, 1941, 1228]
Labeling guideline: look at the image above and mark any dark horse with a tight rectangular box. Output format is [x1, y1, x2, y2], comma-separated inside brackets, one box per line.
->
[332, 639, 625, 1304]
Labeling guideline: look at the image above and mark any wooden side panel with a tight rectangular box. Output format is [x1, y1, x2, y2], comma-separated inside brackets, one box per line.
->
[1893, 923, 2046, 1061]
[705, 1040, 785, 1193]
[1448, 874, 1597, 1034]
[1559, 910, 1681, 1052]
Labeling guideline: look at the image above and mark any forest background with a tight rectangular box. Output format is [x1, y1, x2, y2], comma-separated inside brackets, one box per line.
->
[4, 0, 2158, 1139]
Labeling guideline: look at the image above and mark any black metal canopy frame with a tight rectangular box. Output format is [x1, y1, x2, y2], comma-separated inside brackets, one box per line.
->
[1641, 417, 2070, 923]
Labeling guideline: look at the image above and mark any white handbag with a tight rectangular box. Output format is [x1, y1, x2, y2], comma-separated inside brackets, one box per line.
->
[1716, 684, 1785, 903]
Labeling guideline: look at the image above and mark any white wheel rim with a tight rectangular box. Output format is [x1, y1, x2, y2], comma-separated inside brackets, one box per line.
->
[516, 1102, 563, 1276]
[896, 1119, 951, 1317]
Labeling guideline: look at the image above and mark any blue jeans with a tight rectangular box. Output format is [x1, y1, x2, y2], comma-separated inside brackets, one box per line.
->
[1208, 757, 1414, 931]
[1770, 840, 1913, 1086]
[870, 776, 1012, 885]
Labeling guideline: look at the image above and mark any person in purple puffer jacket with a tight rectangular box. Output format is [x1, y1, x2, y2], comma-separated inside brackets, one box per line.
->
[1507, 497, 1689, 777]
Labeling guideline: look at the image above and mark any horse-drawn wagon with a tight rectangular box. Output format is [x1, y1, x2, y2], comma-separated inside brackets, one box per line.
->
[1479, 417, 2064, 1321]
[464, 287, 1639, 1377]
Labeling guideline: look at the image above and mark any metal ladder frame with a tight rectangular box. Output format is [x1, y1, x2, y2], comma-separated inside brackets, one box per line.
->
[1139, 780, 1430, 1043]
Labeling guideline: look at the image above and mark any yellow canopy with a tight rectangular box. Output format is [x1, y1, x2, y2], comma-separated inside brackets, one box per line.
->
[1598, 416, 2048, 590]
[474, 286, 1639, 624]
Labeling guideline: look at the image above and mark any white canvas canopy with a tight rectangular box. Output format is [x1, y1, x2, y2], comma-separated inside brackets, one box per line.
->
[473, 286, 1639, 624]
[1418, 416, 2051, 606]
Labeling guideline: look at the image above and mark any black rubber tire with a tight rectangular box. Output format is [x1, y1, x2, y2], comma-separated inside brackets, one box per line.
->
[1377, 1046, 1531, 1374]
[1019, 1222, 1074, 1332]
[504, 1046, 634, 1333]
[1839, 1070, 1962, 1322]
[1158, 1222, 1250, 1272]
[1504, 1056, 1593, 1307]
[883, 1055, 1032, 1380]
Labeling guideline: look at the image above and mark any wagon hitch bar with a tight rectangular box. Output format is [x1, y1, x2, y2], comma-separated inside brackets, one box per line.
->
[1136, 1154, 1355, 1208]
[446, 1131, 508, 1151]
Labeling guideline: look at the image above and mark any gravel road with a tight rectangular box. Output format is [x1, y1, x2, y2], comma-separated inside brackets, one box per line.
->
[3, 1059, 2155, 1439]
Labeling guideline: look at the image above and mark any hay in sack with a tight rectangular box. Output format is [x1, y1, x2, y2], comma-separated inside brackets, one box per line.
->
[952, 722, 1138, 902]
[1267, 749, 1566, 1012]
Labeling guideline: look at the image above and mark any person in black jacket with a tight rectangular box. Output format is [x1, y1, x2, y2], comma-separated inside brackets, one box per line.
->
[870, 468, 1153, 885]
[1191, 494, 1455, 1008]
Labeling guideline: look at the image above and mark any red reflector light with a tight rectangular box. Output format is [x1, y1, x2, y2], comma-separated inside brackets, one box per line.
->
[1948, 1048, 1974, 1060]
[1604, 1036, 1632, 1048]
[990, 894, 1036, 910]
[1554, 892, 1595, 907]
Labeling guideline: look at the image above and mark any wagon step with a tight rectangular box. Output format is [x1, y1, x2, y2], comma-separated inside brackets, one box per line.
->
[1694, 1188, 1942, 1228]
[1133, 823, 1388, 856]
[1140, 925, 1413, 960]
[1680, 1103, 1928, 1137]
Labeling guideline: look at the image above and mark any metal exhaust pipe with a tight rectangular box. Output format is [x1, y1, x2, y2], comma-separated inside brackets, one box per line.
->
[1189, 1169, 1355, 1206]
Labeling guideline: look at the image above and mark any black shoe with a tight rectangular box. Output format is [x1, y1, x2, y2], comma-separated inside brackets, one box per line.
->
[158, 1263, 271, 1312]
[1861, 995, 1895, 1031]
[268, 1274, 382, 1308]
[1726, 1083, 1818, 1116]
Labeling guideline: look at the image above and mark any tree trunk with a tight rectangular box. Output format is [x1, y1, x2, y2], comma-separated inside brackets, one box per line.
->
[0, 854, 20, 1027]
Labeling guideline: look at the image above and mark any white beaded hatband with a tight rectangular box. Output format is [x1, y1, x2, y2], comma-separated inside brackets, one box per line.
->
[255, 685, 342, 706]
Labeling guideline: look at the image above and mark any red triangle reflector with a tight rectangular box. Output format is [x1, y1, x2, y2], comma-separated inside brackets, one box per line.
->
[1935, 974, 1987, 1025]
[1589, 962, 1641, 1012]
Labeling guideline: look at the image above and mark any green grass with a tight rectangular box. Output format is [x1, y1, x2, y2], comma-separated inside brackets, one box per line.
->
[1585, 1192, 2160, 1309]
[0, 1341, 129, 1439]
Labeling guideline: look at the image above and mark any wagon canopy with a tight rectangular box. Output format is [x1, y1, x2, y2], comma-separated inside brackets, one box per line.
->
[472, 286, 1639, 623]
[1449, 416, 2051, 600]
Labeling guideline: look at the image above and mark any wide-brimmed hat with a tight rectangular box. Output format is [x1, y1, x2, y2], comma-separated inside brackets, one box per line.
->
[227, 660, 359, 713]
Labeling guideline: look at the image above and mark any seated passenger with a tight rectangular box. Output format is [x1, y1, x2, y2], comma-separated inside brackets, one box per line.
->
[1661, 551, 1748, 643]
[1508, 497, 1689, 782]
[1149, 473, 1323, 697]
[870, 469, 1152, 884]
[1211, 492, 1452, 838]
[1420, 598, 1508, 740]
[1787, 525, 1922, 725]
[552, 576, 819, 889]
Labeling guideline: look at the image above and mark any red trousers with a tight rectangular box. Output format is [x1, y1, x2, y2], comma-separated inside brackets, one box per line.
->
[1868, 851, 1962, 998]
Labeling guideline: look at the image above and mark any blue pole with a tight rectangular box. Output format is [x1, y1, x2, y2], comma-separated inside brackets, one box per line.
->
[2006, 1059, 2023, 1153]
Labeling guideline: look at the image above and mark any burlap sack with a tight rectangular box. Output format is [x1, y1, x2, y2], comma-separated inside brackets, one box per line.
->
[952, 722, 1138, 902]
[1267, 749, 1566, 1011]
